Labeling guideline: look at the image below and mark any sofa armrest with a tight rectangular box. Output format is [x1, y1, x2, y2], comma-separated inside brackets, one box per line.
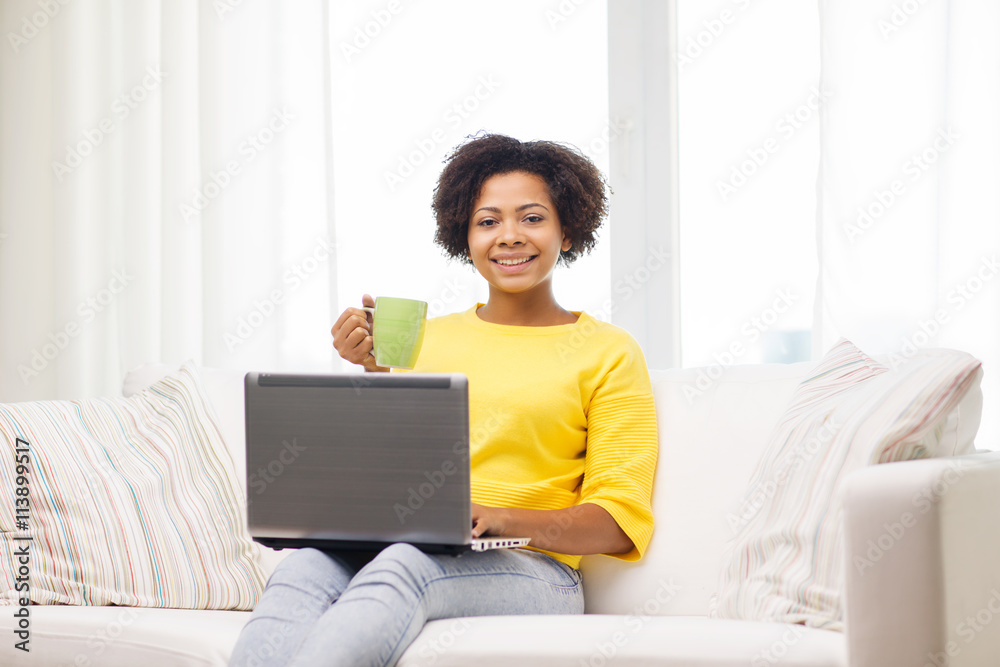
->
[842, 451, 1000, 667]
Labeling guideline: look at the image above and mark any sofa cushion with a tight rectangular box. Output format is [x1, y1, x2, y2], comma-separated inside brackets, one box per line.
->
[399, 615, 847, 667]
[0, 363, 265, 609]
[0, 606, 251, 666]
[0, 608, 846, 667]
[712, 340, 982, 629]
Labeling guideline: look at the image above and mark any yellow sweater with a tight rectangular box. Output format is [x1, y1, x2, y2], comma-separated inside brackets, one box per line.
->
[407, 304, 658, 569]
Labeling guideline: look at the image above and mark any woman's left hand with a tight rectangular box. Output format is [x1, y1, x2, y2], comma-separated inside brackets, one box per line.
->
[471, 502, 508, 538]
[470, 502, 634, 555]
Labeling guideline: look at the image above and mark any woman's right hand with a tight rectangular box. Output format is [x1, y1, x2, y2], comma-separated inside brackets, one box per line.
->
[331, 294, 388, 372]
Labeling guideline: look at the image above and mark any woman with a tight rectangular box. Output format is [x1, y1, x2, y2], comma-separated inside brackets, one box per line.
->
[229, 133, 658, 667]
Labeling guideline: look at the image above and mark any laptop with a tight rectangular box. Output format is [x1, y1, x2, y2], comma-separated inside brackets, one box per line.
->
[244, 371, 530, 554]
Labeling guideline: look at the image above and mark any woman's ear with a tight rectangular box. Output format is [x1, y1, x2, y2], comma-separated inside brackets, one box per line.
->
[561, 233, 573, 252]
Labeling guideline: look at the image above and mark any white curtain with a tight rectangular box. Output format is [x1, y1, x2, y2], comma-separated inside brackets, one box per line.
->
[0, 0, 336, 402]
[817, 0, 1000, 447]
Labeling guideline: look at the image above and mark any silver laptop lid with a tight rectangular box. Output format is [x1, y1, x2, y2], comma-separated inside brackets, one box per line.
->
[244, 372, 471, 552]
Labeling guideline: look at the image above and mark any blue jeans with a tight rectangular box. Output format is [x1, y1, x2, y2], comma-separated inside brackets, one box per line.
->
[229, 543, 584, 667]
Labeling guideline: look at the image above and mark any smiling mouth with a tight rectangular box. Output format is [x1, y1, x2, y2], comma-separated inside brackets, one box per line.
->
[492, 256, 537, 266]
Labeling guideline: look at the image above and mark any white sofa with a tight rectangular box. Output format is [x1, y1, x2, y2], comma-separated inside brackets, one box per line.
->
[2, 358, 998, 667]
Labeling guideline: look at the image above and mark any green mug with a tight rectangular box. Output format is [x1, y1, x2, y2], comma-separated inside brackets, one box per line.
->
[362, 297, 428, 369]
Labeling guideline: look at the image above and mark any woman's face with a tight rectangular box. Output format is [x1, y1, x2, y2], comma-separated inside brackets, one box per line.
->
[466, 171, 571, 297]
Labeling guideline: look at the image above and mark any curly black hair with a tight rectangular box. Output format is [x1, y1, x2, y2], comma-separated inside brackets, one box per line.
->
[432, 133, 608, 266]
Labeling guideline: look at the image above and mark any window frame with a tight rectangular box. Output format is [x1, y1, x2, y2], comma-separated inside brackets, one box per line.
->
[607, 0, 681, 370]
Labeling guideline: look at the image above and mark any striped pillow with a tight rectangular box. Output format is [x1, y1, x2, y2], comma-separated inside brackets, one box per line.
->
[711, 339, 982, 629]
[0, 363, 265, 609]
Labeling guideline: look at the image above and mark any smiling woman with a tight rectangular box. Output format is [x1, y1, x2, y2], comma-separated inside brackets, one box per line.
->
[427, 133, 608, 326]
[248, 132, 657, 667]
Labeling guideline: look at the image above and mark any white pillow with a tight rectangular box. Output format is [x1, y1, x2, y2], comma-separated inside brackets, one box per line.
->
[711, 339, 982, 629]
[0, 363, 265, 609]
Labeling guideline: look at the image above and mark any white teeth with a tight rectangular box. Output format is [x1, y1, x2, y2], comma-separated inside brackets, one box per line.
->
[495, 257, 533, 266]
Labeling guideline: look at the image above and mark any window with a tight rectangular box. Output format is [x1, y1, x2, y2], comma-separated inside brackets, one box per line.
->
[677, 0, 820, 367]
